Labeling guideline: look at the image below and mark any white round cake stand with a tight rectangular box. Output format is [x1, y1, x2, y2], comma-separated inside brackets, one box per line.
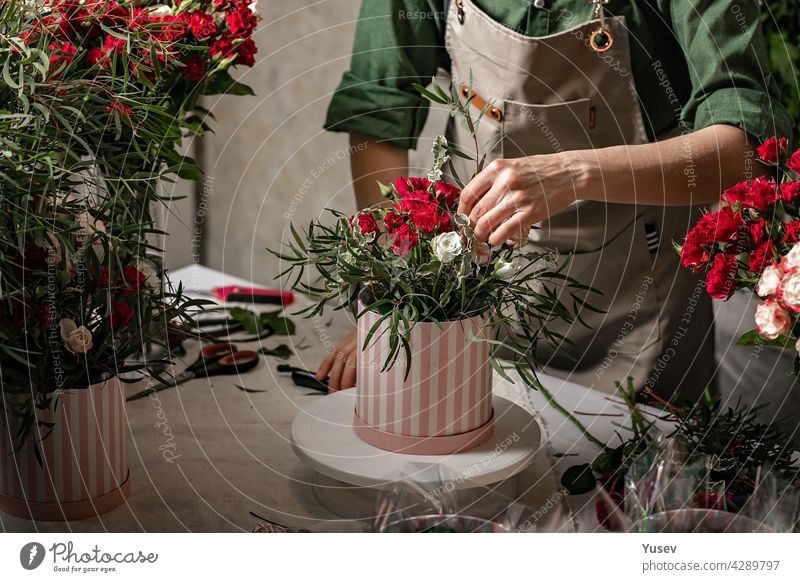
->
[291, 388, 541, 490]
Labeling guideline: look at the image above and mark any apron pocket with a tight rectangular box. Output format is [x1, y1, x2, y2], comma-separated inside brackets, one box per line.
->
[502, 97, 592, 157]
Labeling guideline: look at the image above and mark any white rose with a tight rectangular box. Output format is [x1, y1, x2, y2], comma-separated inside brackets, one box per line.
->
[778, 268, 800, 312]
[756, 264, 784, 297]
[59, 319, 94, 354]
[754, 300, 791, 340]
[136, 257, 159, 289]
[432, 231, 463, 263]
[494, 258, 518, 280]
[248, 0, 261, 16]
[147, 4, 172, 17]
[782, 243, 800, 270]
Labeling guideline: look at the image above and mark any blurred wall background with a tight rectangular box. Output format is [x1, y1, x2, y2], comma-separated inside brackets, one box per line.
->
[160, 0, 442, 283]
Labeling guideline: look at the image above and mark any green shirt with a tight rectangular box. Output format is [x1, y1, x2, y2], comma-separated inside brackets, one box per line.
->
[325, 0, 792, 150]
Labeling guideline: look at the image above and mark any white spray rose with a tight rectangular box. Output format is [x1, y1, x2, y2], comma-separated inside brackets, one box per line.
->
[778, 268, 800, 312]
[756, 264, 784, 297]
[432, 231, 463, 263]
[136, 257, 159, 289]
[754, 300, 791, 340]
[59, 319, 94, 354]
[782, 243, 800, 270]
[148, 4, 172, 17]
[494, 258, 518, 280]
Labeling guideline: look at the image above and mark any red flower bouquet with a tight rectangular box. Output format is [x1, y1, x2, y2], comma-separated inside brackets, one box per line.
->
[678, 136, 800, 365]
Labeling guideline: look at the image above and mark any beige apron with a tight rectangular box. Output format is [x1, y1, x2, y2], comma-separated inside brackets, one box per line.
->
[445, 0, 714, 400]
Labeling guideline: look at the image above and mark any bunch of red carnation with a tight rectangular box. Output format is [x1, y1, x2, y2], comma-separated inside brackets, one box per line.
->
[350, 177, 461, 258]
[25, 0, 260, 84]
[679, 136, 800, 301]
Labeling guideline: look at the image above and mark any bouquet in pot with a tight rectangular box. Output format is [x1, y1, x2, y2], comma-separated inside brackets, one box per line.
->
[0, 0, 262, 451]
[273, 136, 591, 388]
[677, 137, 800, 371]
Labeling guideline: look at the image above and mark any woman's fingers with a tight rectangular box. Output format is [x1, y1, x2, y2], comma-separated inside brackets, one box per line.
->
[340, 353, 357, 390]
[488, 212, 534, 247]
[316, 349, 337, 380]
[473, 196, 518, 242]
[458, 163, 498, 215]
[327, 353, 348, 392]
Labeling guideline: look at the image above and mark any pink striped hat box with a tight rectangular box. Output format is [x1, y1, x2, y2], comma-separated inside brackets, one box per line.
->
[0, 377, 130, 521]
[354, 306, 494, 455]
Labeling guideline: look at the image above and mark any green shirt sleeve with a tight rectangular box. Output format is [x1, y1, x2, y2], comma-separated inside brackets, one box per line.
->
[324, 0, 449, 150]
[670, 0, 793, 143]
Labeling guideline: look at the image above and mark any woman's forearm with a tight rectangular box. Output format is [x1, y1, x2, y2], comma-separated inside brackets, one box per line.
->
[349, 133, 409, 209]
[569, 124, 756, 207]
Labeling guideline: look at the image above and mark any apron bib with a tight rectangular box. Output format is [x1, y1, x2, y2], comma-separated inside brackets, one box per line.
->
[445, 0, 713, 399]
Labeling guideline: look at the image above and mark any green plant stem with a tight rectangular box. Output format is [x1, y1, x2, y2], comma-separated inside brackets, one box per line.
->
[536, 381, 607, 450]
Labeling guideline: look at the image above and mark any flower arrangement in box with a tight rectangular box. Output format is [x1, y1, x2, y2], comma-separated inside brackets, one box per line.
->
[0, 0, 260, 519]
[274, 125, 592, 453]
[677, 137, 800, 371]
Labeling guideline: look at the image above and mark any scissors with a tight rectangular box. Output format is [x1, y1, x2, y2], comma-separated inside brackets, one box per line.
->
[127, 343, 260, 401]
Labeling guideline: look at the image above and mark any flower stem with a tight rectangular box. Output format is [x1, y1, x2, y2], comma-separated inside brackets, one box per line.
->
[535, 382, 607, 450]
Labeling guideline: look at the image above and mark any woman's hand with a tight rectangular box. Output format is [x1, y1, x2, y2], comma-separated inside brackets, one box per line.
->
[458, 154, 578, 246]
[317, 328, 358, 392]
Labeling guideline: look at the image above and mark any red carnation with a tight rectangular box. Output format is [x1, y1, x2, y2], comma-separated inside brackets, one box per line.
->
[352, 212, 378, 237]
[120, 265, 147, 295]
[722, 181, 749, 206]
[781, 181, 800, 204]
[680, 230, 710, 272]
[397, 189, 433, 212]
[744, 178, 776, 213]
[110, 300, 134, 329]
[384, 210, 405, 230]
[706, 252, 738, 299]
[235, 38, 257, 67]
[748, 218, 766, 246]
[49, 41, 77, 68]
[87, 47, 106, 68]
[394, 177, 432, 196]
[182, 54, 206, 81]
[691, 205, 741, 245]
[787, 149, 800, 173]
[391, 223, 419, 257]
[434, 180, 460, 207]
[102, 34, 126, 56]
[410, 203, 440, 234]
[756, 136, 787, 165]
[783, 221, 800, 245]
[748, 241, 775, 274]
[210, 36, 236, 59]
[226, 4, 257, 38]
[189, 10, 216, 40]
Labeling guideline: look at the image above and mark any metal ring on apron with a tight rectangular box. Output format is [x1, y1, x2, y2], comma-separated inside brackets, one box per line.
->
[589, 0, 614, 53]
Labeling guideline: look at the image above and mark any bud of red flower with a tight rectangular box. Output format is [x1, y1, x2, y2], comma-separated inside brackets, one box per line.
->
[756, 136, 788, 165]
[110, 300, 134, 329]
[182, 54, 206, 81]
[787, 149, 800, 173]
[706, 252, 738, 299]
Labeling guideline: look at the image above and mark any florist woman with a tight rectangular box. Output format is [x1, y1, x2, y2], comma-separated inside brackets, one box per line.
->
[318, 0, 791, 400]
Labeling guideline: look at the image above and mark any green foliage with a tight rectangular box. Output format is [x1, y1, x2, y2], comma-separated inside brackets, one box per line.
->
[0, 1, 256, 449]
[762, 1, 800, 135]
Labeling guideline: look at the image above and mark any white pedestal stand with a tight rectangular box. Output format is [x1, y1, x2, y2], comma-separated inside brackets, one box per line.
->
[291, 389, 541, 519]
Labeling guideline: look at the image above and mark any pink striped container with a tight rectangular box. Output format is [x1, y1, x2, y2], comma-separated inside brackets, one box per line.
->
[0, 377, 130, 521]
[354, 307, 494, 455]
